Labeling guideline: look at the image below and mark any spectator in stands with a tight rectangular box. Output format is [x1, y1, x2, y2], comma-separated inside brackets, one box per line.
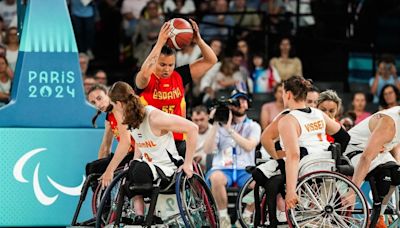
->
[211, 57, 245, 94]
[0, 16, 5, 44]
[4, 26, 18, 72]
[204, 91, 261, 227]
[121, 0, 150, 38]
[94, 70, 109, 87]
[70, 0, 95, 55]
[0, 0, 16, 29]
[305, 85, 320, 108]
[200, 38, 225, 104]
[163, 0, 196, 14]
[230, 0, 261, 39]
[379, 84, 400, 110]
[200, 0, 235, 41]
[79, 53, 90, 78]
[191, 105, 212, 169]
[84, 77, 96, 95]
[260, 83, 284, 129]
[251, 53, 280, 93]
[132, 1, 164, 65]
[176, 43, 201, 67]
[370, 54, 400, 103]
[232, 50, 251, 92]
[236, 39, 251, 71]
[0, 44, 6, 56]
[0, 55, 11, 107]
[349, 91, 371, 125]
[269, 37, 302, 81]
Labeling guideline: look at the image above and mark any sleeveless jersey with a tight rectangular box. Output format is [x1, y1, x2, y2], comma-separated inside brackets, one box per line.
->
[345, 106, 400, 171]
[138, 68, 189, 141]
[106, 112, 135, 151]
[129, 106, 183, 176]
[280, 108, 330, 155]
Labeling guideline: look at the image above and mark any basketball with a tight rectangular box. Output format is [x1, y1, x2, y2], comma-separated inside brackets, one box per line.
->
[166, 18, 194, 50]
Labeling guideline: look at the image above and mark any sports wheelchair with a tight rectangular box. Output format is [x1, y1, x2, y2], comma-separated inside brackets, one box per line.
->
[236, 143, 369, 228]
[94, 162, 218, 228]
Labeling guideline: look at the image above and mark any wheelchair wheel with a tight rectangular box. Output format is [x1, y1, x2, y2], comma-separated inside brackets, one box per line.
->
[236, 177, 268, 227]
[95, 169, 134, 228]
[287, 171, 369, 228]
[176, 172, 219, 228]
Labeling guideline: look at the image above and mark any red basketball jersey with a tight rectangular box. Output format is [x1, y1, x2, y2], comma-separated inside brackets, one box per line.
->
[107, 112, 135, 152]
[138, 70, 187, 141]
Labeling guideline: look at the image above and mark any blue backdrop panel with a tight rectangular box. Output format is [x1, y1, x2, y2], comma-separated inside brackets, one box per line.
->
[0, 128, 102, 226]
[0, 0, 104, 128]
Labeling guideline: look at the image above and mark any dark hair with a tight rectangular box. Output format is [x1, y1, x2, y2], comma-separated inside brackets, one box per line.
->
[379, 84, 400, 109]
[309, 85, 320, 93]
[161, 45, 176, 56]
[377, 54, 396, 65]
[109, 81, 145, 129]
[283, 76, 312, 101]
[276, 36, 296, 58]
[273, 82, 283, 94]
[232, 50, 244, 58]
[88, 84, 112, 127]
[192, 105, 208, 115]
[4, 26, 18, 45]
[351, 91, 366, 101]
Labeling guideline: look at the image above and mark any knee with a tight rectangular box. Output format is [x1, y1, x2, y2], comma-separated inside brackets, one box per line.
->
[129, 161, 154, 184]
[252, 168, 269, 185]
[209, 171, 226, 187]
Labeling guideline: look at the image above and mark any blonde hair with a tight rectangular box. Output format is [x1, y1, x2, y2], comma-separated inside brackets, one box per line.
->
[317, 90, 342, 109]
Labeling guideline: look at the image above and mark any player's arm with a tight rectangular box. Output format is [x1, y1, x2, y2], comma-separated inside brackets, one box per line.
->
[261, 114, 285, 159]
[278, 115, 300, 208]
[352, 115, 395, 187]
[135, 23, 172, 89]
[98, 121, 114, 159]
[150, 109, 198, 176]
[188, 19, 218, 81]
[323, 112, 350, 152]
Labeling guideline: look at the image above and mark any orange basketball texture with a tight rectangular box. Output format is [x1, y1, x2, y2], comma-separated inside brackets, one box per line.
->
[166, 18, 194, 50]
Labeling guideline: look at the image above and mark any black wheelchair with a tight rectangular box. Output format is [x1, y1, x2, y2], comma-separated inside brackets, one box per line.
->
[236, 144, 370, 228]
[94, 162, 218, 228]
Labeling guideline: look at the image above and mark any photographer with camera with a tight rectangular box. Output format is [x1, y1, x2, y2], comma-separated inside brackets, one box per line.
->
[370, 54, 400, 103]
[204, 90, 261, 227]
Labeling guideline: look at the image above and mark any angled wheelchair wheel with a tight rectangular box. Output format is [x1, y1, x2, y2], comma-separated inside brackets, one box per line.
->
[95, 169, 134, 228]
[287, 171, 369, 228]
[236, 177, 268, 227]
[176, 172, 219, 228]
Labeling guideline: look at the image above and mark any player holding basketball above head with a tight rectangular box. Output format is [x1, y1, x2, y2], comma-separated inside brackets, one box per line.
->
[134, 19, 217, 156]
[101, 81, 197, 224]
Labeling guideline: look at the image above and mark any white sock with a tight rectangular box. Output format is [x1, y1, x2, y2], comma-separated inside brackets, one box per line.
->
[219, 208, 228, 218]
[243, 209, 252, 218]
[380, 204, 388, 215]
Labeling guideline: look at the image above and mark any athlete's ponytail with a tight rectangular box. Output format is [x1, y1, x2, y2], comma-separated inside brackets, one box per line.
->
[108, 81, 145, 129]
[283, 76, 313, 101]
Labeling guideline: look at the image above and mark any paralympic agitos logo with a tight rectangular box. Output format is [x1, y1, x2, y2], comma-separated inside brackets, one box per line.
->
[13, 148, 85, 206]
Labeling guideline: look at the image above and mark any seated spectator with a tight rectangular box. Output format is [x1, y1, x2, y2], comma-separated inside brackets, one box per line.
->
[251, 53, 280, 93]
[260, 83, 284, 129]
[236, 39, 251, 71]
[0, 0, 17, 29]
[269, 37, 302, 81]
[379, 84, 400, 110]
[176, 43, 201, 67]
[204, 91, 261, 227]
[4, 26, 18, 72]
[200, 0, 235, 41]
[370, 54, 400, 103]
[350, 91, 371, 124]
[231, 50, 251, 92]
[0, 55, 11, 107]
[191, 105, 213, 169]
[79, 53, 90, 78]
[84, 76, 96, 96]
[121, 0, 150, 37]
[163, 0, 196, 14]
[0, 44, 6, 57]
[0, 16, 5, 44]
[230, 0, 261, 39]
[132, 0, 164, 65]
[94, 70, 109, 87]
[211, 57, 245, 93]
[305, 85, 320, 108]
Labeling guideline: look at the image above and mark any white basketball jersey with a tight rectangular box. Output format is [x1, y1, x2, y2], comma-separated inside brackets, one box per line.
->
[130, 106, 183, 175]
[345, 106, 400, 171]
[281, 108, 330, 155]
